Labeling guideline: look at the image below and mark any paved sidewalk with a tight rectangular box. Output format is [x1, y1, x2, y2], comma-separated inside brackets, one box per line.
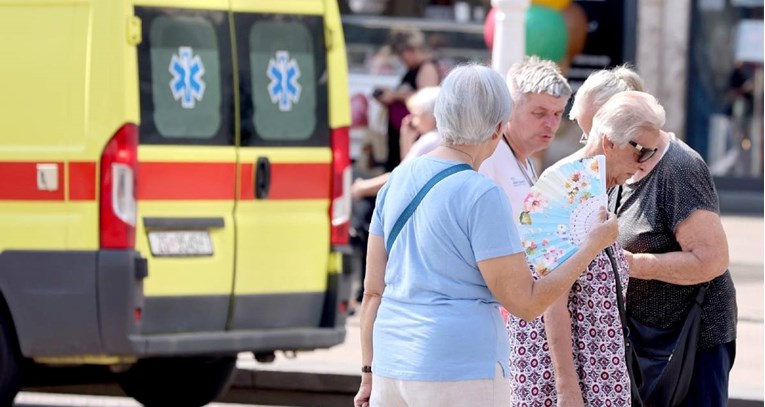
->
[724, 216, 764, 402]
[236, 215, 764, 405]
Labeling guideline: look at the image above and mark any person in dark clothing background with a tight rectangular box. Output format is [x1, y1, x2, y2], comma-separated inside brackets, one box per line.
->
[373, 28, 440, 171]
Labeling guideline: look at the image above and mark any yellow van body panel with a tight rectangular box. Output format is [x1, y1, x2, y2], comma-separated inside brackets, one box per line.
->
[0, 0, 137, 251]
[133, 0, 227, 11]
[0, 5, 88, 153]
[137, 209, 235, 296]
[138, 145, 236, 163]
[233, 199, 329, 293]
[0, 204, 68, 249]
[66, 202, 100, 249]
[137, 146, 236, 296]
[230, 0, 322, 15]
[0, 3, 90, 250]
[234, 148, 330, 294]
[235, 147, 331, 163]
[323, 0, 351, 130]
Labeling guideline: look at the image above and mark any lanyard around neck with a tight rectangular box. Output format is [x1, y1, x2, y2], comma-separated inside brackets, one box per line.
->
[503, 135, 537, 186]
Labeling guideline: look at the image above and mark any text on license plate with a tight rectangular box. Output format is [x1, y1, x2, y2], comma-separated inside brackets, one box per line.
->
[148, 231, 213, 257]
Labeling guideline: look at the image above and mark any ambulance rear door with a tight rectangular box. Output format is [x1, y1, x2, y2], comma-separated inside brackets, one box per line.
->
[229, 1, 333, 330]
[133, 1, 237, 333]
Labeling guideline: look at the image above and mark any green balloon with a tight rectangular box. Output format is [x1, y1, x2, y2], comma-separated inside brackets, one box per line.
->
[526, 5, 568, 62]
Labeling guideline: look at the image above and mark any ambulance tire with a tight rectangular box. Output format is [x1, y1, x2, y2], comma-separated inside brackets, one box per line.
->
[0, 312, 23, 406]
[118, 355, 237, 407]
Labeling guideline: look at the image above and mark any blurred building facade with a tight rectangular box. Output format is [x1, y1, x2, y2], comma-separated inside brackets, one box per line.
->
[639, 0, 763, 194]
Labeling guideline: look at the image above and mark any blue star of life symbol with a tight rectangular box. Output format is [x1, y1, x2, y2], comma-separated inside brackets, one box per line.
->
[267, 50, 301, 111]
[169, 46, 206, 109]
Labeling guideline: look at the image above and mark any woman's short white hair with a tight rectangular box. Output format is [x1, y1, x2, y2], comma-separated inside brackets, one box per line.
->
[590, 91, 666, 147]
[406, 86, 440, 115]
[569, 65, 645, 121]
[435, 64, 511, 145]
[507, 56, 571, 107]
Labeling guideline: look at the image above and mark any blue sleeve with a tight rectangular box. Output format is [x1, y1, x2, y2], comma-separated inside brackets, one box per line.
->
[369, 179, 390, 237]
[467, 186, 524, 262]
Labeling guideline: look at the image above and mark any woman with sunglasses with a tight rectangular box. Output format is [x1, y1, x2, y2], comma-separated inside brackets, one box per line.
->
[504, 86, 658, 406]
[605, 91, 737, 407]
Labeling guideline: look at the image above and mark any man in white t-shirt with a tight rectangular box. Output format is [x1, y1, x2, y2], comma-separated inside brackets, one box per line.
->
[478, 57, 571, 223]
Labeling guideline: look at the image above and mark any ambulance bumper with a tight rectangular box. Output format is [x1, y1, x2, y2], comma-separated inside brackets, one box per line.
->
[128, 327, 346, 356]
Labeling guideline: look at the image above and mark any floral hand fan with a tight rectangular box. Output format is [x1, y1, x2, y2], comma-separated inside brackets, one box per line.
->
[517, 155, 607, 276]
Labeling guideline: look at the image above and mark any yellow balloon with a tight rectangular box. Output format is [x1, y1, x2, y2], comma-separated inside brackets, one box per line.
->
[532, 0, 571, 11]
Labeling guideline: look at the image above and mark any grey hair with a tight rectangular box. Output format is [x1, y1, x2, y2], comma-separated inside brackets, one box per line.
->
[506, 56, 572, 106]
[569, 65, 646, 121]
[406, 86, 440, 115]
[435, 64, 512, 145]
[590, 91, 666, 147]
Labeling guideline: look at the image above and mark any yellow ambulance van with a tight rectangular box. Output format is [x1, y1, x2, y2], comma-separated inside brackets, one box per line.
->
[0, 0, 352, 405]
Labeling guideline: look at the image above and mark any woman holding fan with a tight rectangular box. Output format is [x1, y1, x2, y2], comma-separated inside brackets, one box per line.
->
[507, 77, 658, 406]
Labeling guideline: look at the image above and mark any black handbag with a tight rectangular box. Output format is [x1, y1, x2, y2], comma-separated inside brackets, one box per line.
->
[628, 283, 707, 407]
[605, 247, 707, 407]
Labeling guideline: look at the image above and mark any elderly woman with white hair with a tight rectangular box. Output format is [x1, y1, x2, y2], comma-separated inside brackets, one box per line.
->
[352, 64, 619, 407]
[606, 91, 737, 407]
[505, 80, 658, 407]
[568, 65, 646, 143]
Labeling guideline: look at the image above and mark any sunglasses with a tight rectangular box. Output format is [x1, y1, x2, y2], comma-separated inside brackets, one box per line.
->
[628, 140, 658, 163]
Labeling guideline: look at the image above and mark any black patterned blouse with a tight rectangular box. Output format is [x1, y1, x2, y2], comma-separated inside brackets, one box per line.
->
[608, 137, 737, 349]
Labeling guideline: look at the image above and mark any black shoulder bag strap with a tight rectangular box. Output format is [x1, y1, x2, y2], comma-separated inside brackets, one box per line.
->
[385, 163, 471, 253]
[605, 246, 644, 407]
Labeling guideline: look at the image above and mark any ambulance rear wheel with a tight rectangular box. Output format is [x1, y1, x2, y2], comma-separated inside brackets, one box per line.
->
[118, 355, 236, 407]
[0, 312, 22, 406]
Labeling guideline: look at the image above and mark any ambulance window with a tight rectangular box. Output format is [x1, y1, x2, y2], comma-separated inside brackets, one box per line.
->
[236, 14, 329, 147]
[136, 8, 234, 145]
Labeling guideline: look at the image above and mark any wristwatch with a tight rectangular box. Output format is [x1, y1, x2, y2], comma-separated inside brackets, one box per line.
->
[361, 365, 372, 373]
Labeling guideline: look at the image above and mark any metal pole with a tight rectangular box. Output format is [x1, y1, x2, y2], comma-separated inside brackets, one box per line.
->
[491, 0, 530, 77]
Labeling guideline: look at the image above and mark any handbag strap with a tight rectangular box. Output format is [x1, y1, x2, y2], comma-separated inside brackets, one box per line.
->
[605, 247, 630, 334]
[605, 247, 644, 407]
[385, 163, 472, 253]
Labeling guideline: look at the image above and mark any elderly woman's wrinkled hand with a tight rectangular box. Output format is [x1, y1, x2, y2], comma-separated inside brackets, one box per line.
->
[586, 208, 619, 251]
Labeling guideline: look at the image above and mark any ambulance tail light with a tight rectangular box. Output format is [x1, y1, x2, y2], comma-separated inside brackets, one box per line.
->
[330, 126, 351, 246]
[100, 124, 138, 249]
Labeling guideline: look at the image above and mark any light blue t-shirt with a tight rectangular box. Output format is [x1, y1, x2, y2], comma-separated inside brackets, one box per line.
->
[369, 156, 524, 381]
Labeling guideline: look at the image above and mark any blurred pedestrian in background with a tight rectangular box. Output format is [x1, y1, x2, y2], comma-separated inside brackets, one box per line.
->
[608, 91, 737, 407]
[351, 86, 442, 201]
[353, 64, 618, 407]
[373, 27, 440, 172]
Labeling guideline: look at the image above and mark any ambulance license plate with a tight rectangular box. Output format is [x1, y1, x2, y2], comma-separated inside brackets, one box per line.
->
[148, 231, 213, 257]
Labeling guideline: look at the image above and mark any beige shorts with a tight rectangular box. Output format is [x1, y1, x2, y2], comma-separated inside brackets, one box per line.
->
[370, 363, 509, 407]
